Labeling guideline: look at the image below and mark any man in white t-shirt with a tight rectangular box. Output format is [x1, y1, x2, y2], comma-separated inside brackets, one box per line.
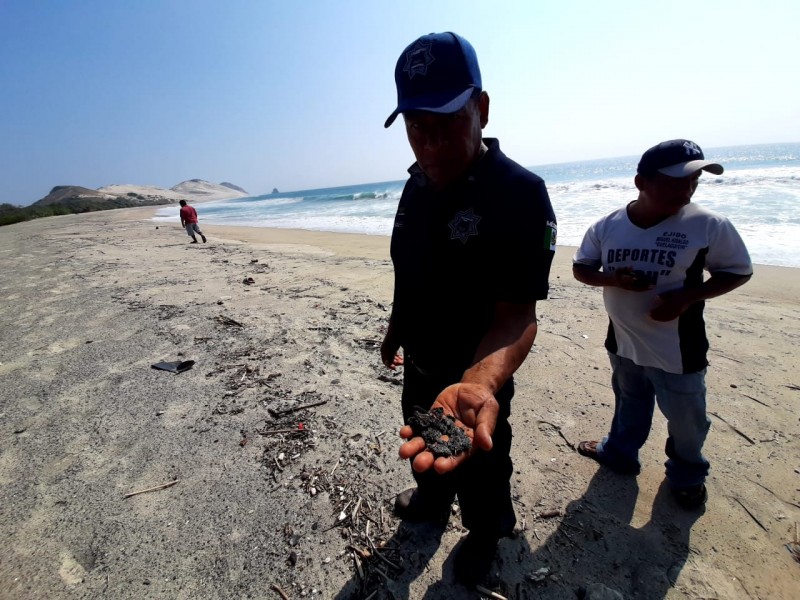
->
[573, 139, 752, 509]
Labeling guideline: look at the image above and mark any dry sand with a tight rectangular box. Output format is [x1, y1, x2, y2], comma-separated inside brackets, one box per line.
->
[0, 207, 798, 600]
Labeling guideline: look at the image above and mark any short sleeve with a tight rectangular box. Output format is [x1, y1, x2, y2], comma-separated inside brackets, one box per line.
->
[573, 221, 603, 269]
[494, 179, 556, 302]
[706, 217, 753, 275]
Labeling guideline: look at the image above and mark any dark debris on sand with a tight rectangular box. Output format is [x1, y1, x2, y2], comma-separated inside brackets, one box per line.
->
[407, 407, 471, 458]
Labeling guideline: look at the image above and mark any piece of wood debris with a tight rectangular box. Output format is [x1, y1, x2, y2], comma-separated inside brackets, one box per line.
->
[374, 432, 387, 455]
[123, 479, 179, 499]
[215, 315, 244, 327]
[372, 565, 392, 583]
[258, 427, 303, 436]
[270, 584, 290, 600]
[268, 399, 328, 418]
[352, 551, 364, 580]
[475, 584, 508, 599]
[366, 537, 401, 570]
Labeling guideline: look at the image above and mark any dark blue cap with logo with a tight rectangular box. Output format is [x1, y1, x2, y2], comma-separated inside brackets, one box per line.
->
[637, 139, 724, 178]
[384, 32, 482, 128]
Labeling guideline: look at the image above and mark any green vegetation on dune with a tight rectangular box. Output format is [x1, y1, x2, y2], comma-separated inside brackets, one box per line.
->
[0, 197, 173, 227]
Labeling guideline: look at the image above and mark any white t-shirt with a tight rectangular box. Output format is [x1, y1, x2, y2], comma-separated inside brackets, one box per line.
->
[574, 202, 752, 374]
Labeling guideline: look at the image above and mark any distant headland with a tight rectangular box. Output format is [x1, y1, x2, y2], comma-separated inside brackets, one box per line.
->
[1, 179, 249, 226]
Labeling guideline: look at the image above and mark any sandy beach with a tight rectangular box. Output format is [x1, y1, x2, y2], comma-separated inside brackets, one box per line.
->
[1, 207, 798, 600]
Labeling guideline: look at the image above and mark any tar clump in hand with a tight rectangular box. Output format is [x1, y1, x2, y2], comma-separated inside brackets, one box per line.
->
[407, 407, 472, 458]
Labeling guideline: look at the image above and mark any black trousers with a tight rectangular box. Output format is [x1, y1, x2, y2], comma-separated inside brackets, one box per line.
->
[401, 360, 516, 538]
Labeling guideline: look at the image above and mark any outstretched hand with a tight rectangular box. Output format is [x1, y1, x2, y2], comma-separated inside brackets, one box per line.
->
[398, 382, 499, 474]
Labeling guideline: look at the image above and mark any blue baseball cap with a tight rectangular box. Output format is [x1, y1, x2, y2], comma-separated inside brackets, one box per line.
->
[637, 139, 724, 178]
[384, 32, 482, 128]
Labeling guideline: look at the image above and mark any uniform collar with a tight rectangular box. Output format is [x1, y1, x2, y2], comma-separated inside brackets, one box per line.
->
[407, 138, 500, 187]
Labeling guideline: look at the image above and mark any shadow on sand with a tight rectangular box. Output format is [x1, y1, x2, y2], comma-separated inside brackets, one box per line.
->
[332, 467, 702, 599]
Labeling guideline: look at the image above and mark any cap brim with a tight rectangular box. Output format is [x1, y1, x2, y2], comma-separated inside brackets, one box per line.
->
[384, 87, 475, 128]
[658, 160, 724, 177]
[384, 110, 401, 128]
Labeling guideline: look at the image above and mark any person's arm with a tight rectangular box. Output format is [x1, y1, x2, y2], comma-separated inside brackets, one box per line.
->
[462, 300, 538, 394]
[399, 300, 538, 473]
[650, 272, 751, 321]
[380, 311, 404, 370]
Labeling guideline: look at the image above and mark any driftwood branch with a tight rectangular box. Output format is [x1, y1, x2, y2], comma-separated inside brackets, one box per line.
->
[215, 315, 244, 327]
[268, 399, 328, 418]
[476, 584, 508, 599]
[270, 584, 290, 600]
[258, 427, 304, 436]
[123, 479, 179, 499]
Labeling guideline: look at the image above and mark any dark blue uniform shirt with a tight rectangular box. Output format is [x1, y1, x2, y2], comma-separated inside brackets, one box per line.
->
[390, 138, 557, 377]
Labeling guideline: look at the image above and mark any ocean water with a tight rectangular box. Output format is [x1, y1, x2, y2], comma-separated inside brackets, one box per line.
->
[154, 142, 800, 267]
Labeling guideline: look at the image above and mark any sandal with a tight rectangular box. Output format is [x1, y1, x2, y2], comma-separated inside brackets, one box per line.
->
[577, 440, 640, 475]
[577, 440, 601, 461]
[672, 484, 707, 509]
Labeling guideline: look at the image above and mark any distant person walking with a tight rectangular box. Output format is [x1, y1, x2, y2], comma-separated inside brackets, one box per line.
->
[179, 200, 207, 243]
[573, 138, 752, 509]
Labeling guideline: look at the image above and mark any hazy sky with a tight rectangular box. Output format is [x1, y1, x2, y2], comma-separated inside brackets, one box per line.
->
[2, 0, 798, 205]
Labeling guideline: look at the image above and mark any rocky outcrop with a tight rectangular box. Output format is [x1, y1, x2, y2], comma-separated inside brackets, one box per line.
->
[34, 186, 115, 206]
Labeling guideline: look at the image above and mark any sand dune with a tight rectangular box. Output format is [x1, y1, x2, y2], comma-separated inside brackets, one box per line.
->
[98, 179, 249, 203]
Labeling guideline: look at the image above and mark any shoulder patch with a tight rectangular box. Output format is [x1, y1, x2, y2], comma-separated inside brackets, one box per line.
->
[543, 220, 557, 251]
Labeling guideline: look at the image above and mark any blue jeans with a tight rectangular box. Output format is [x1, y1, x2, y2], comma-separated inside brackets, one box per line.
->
[597, 353, 711, 488]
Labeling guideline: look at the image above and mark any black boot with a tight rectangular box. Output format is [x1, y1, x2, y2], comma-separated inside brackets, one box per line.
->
[393, 487, 451, 524]
[454, 532, 500, 587]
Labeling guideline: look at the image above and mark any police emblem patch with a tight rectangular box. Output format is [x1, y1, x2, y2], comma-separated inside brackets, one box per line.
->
[403, 41, 435, 79]
[448, 208, 482, 244]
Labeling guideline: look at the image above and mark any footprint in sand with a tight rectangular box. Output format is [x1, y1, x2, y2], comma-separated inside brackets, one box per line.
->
[58, 552, 86, 585]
